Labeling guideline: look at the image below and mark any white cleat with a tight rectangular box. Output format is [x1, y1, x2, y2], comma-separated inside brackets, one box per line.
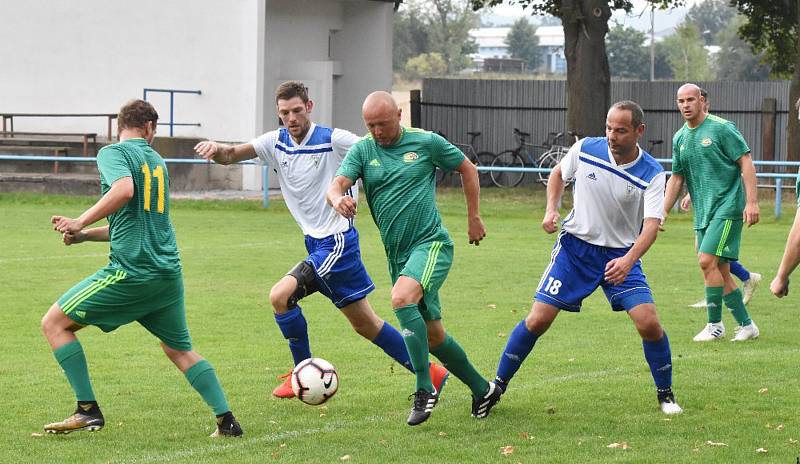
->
[688, 298, 707, 308]
[660, 400, 684, 415]
[693, 322, 725, 342]
[742, 272, 762, 305]
[731, 321, 760, 341]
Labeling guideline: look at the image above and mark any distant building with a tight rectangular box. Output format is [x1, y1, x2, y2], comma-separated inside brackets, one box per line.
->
[469, 26, 566, 74]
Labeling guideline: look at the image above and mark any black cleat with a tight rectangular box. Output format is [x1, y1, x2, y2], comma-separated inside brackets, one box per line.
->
[211, 411, 243, 437]
[472, 381, 503, 418]
[407, 388, 439, 426]
[44, 405, 105, 434]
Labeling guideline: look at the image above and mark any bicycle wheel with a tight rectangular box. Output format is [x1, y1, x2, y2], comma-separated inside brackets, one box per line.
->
[491, 150, 525, 188]
[536, 147, 571, 186]
[475, 151, 496, 188]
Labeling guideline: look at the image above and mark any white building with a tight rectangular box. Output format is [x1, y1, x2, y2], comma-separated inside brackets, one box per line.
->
[469, 26, 566, 74]
[0, 0, 397, 189]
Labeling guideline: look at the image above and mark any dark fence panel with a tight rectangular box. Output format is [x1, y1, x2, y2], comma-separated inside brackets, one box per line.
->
[419, 78, 791, 162]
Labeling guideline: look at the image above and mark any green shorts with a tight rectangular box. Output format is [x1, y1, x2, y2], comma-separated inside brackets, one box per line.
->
[697, 218, 742, 261]
[389, 240, 454, 321]
[57, 267, 192, 351]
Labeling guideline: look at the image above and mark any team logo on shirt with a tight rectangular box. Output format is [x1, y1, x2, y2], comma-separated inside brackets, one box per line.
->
[403, 152, 419, 163]
[369, 159, 381, 167]
[311, 154, 322, 168]
[587, 172, 597, 181]
[701, 138, 713, 147]
[627, 184, 635, 194]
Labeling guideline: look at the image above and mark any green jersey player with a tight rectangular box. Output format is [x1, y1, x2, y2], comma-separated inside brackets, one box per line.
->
[328, 91, 501, 426]
[42, 99, 242, 437]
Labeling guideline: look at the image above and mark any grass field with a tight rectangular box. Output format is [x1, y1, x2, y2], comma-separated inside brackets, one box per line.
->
[2, 188, 799, 463]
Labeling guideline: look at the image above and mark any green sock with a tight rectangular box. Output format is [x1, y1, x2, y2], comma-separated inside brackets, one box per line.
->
[705, 286, 724, 323]
[430, 335, 489, 398]
[184, 360, 230, 416]
[723, 288, 752, 326]
[394, 304, 433, 393]
[54, 340, 96, 401]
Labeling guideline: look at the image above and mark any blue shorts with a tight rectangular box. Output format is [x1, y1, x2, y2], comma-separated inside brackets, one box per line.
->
[302, 227, 374, 308]
[534, 231, 654, 312]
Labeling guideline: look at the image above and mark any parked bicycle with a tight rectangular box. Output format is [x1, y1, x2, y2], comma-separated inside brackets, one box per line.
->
[435, 131, 496, 188]
[490, 128, 580, 188]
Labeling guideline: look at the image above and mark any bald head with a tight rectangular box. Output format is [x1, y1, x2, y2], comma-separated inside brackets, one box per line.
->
[362, 91, 402, 146]
[677, 83, 702, 99]
[676, 83, 706, 127]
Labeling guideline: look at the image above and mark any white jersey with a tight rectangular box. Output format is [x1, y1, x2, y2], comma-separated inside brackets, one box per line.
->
[251, 123, 360, 238]
[560, 137, 665, 248]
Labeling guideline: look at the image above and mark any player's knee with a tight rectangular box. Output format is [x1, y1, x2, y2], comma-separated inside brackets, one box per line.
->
[41, 303, 64, 337]
[272, 261, 319, 313]
[268, 284, 291, 313]
[697, 254, 717, 272]
[390, 291, 416, 309]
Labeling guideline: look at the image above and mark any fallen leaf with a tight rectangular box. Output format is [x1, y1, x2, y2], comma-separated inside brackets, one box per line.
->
[320, 413, 326, 418]
[518, 432, 529, 440]
[789, 438, 798, 444]
[438, 431, 447, 437]
[777, 424, 785, 430]
[487, 304, 497, 309]
[607, 442, 630, 450]
[545, 405, 556, 414]
[498, 332, 506, 338]
[340, 455, 352, 461]
[758, 388, 769, 394]
[280, 443, 287, 448]
[705, 441, 728, 447]
[500, 446, 515, 456]
[766, 424, 773, 429]
[756, 448, 768, 453]
[568, 358, 575, 362]
[31, 433, 43, 437]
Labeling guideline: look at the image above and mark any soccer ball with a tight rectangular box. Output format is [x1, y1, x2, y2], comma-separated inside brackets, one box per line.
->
[291, 358, 339, 405]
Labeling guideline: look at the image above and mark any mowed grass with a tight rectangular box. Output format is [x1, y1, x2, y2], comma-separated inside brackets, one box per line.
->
[1, 188, 799, 463]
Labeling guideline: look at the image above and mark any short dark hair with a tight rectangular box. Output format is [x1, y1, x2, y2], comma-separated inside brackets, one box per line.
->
[275, 80, 309, 104]
[117, 99, 158, 130]
[610, 100, 644, 128]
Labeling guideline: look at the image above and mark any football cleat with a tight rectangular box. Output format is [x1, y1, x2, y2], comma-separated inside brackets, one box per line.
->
[693, 322, 725, 342]
[471, 381, 503, 419]
[657, 388, 683, 415]
[688, 298, 707, 308]
[742, 273, 762, 305]
[44, 408, 105, 434]
[429, 362, 449, 398]
[731, 321, 760, 342]
[407, 388, 439, 426]
[272, 370, 295, 399]
[211, 411, 243, 437]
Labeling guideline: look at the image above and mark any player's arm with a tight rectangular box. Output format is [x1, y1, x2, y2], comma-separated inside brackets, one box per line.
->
[454, 157, 486, 245]
[771, 208, 800, 297]
[680, 192, 692, 211]
[51, 177, 134, 235]
[605, 218, 659, 285]
[327, 175, 357, 218]
[62, 225, 110, 245]
[542, 164, 565, 234]
[661, 173, 684, 228]
[737, 153, 759, 226]
[194, 141, 257, 165]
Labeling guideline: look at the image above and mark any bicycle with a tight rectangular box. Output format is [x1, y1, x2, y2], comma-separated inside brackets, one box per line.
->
[434, 131, 496, 188]
[490, 128, 580, 188]
[646, 139, 663, 156]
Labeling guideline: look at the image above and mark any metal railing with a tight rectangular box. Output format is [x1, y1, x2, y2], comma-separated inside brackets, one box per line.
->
[142, 88, 202, 137]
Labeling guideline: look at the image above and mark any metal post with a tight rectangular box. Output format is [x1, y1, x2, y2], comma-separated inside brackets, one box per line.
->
[262, 164, 270, 208]
[169, 91, 175, 137]
[650, 6, 655, 81]
[775, 178, 783, 220]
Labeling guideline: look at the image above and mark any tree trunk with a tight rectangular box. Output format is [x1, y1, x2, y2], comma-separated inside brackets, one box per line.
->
[789, 2, 800, 162]
[561, 0, 611, 137]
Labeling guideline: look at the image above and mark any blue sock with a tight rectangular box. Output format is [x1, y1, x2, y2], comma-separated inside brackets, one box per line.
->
[642, 332, 672, 390]
[274, 306, 311, 365]
[371, 322, 413, 371]
[495, 319, 539, 388]
[730, 261, 750, 282]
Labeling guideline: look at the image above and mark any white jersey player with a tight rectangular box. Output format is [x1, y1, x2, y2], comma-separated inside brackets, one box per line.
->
[194, 81, 448, 400]
[492, 100, 682, 416]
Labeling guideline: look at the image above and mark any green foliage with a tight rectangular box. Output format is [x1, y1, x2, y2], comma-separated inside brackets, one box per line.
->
[3, 190, 800, 462]
[404, 52, 449, 80]
[606, 24, 649, 80]
[506, 18, 541, 71]
[393, 8, 430, 71]
[661, 23, 714, 81]
[684, 0, 737, 45]
[473, 0, 687, 18]
[730, 0, 798, 76]
[713, 16, 771, 81]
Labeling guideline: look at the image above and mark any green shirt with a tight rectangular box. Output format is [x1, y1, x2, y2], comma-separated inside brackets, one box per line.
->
[97, 138, 181, 277]
[672, 114, 750, 229]
[336, 128, 464, 262]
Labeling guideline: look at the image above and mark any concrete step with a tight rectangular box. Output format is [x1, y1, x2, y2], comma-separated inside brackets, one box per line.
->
[0, 172, 99, 195]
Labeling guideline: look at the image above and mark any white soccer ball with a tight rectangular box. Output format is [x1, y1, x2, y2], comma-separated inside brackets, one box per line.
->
[291, 358, 339, 405]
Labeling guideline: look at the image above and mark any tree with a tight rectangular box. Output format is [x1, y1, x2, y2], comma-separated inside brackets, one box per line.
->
[606, 24, 649, 80]
[660, 23, 714, 81]
[729, 0, 800, 160]
[684, 0, 737, 45]
[404, 53, 448, 80]
[393, 8, 430, 71]
[713, 17, 771, 81]
[473, 0, 686, 137]
[506, 18, 541, 71]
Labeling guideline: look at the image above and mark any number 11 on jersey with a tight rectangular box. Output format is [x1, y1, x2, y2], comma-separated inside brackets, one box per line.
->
[141, 163, 165, 213]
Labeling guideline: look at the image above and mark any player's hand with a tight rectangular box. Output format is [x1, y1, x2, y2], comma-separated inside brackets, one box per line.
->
[194, 141, 223, 162]
[743, 202, 760, 227]
[51, 215, 83, 234]
[679, 194, 692, 212]
[659, 213, 668, 232]
[467, 215, 486, 246]
[770, 276, 789, 298]
[542, 210, 560, 234]
[604, 256, 634, 286]
[331, 195, 357, 218]
[62, 231, 86, 246]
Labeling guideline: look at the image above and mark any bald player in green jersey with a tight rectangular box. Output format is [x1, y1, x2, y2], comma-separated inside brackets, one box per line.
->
[663, 83, 760, 342]
[42, 99, 242, 437]
[327, 91, 501, 426]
